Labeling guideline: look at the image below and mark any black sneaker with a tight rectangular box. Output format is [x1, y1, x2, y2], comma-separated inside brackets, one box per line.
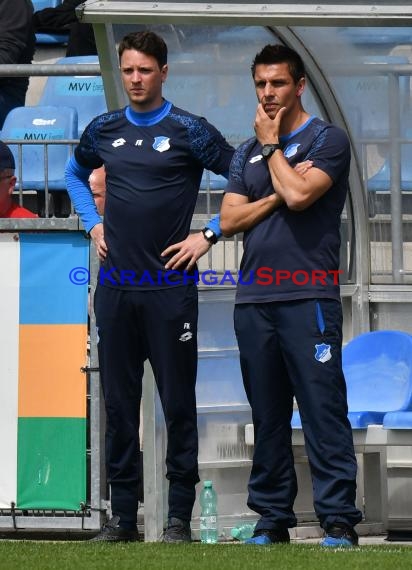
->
[244, 528, 290, 545]
[162, 517, 192, 543]
[90, 515, 139, 542]
[320, 524, 358, 548]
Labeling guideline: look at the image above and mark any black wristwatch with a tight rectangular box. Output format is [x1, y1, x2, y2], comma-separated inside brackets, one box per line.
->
[202, 227, 218, 245]
[261, 143, 282, 160]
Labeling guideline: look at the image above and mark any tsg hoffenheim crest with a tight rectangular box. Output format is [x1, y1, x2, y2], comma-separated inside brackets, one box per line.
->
[283, 143, 300, 158]
[153, 136, 170, 152]
[314, 343, 332, 363]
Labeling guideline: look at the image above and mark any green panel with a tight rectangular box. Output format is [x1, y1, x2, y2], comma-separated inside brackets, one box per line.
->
[17, 418, 86, 510]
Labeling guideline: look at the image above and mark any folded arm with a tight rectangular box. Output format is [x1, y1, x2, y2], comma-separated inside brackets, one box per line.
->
[220, 191, 284, 237]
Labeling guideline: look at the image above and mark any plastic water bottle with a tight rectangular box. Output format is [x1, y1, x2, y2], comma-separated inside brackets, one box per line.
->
[199, 480, 218, 543]
[231, 522, 256, 541]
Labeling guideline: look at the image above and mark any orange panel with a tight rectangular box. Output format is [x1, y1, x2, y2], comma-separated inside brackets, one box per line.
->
[18, 324, 87, 418]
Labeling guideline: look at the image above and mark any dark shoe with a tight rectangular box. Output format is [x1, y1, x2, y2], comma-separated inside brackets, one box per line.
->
[320, 524, 358, 548]
[90, 515, 139, 542]
[244, 528, 290, 545]
[162, 517, 192, 543]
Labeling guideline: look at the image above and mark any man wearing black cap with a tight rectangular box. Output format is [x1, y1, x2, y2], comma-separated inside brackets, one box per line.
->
[0, 141, 37, 218]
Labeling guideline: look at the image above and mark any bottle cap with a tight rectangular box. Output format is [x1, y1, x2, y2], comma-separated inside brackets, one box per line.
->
[204, 480, 213, 488]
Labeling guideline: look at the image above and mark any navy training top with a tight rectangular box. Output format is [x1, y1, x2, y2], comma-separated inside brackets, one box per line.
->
[73, 101, 234, 289]
[226, 116, 350, 303]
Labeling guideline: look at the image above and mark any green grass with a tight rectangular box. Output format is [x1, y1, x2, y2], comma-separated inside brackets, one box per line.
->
[1, 542, 412, 570]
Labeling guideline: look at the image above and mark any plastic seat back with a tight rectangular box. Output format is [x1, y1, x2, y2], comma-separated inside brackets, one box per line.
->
[32, 0, 61, 9]
[343, 330, 412, 427]
[1, 105, 78, 191]
[39, 55, 106, 135]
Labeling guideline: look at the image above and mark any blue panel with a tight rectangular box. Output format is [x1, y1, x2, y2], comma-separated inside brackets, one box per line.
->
[19, 233, 89, 325]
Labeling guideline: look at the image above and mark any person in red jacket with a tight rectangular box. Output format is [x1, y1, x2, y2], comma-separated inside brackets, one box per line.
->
[0, 141, 37, 218]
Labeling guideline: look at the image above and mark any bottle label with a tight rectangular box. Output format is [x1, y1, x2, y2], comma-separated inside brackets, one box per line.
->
[200, 515, 217, 529]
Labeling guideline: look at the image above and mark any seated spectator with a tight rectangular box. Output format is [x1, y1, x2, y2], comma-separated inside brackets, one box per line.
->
[89, 166, 106, 215]
[33, 0, 97, 57]
[0, 141, 37, 218]
[0, 0, 36, 129]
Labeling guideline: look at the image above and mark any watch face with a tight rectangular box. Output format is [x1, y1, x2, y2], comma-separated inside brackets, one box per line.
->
[203, 228, 217, 244]
[262, 144, 280, 159]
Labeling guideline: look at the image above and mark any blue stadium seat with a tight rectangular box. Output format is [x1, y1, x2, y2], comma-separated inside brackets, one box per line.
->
[35, 32, 69, 46]
[39, 55, 107, 136]
[32, 0, 61, 10]
[292, 330, 412, 429]
[367, 144, 412, 192]
[344, 330, 412, 428]
[291, 410, 302, 428]
[1, 105, 78, 192]
[383, 411, 412, 429]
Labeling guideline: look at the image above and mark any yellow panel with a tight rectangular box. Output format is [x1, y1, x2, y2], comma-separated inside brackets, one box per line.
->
[19, 324, 87, 418]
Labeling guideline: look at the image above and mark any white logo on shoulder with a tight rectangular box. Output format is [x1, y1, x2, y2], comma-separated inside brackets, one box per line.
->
[249, 155, 263, 163]
[135, 139, 143, 146]
[283, 143, 300, 158]
[33, 118, 57, 126]
[112, 138, 126, 148]
[153, 136, 170, 153]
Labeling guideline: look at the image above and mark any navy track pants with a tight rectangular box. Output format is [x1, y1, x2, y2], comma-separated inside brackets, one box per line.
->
[234, 298, 363, 531]
[94, 283, 200, 526]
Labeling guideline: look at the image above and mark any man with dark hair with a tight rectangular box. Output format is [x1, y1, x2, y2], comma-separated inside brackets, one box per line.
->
[0, 140, 37, 218]
[0, 0, 35, 129]
[65, 30, 234, 542]
[220, 44, 362, 547]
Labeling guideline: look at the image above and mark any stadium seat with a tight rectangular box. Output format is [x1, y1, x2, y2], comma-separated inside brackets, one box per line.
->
[35, 32, 69, 46]
[383, 411, 412, 428]
[367, 144, 412, 192]
[200, 171, 228, 192]
[39, 55, 107, 136]
[32, 0, 61, 10]
[292, 330, 412, 429]
[1, 105, 78, 216]
[344, 330, 412, 427]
